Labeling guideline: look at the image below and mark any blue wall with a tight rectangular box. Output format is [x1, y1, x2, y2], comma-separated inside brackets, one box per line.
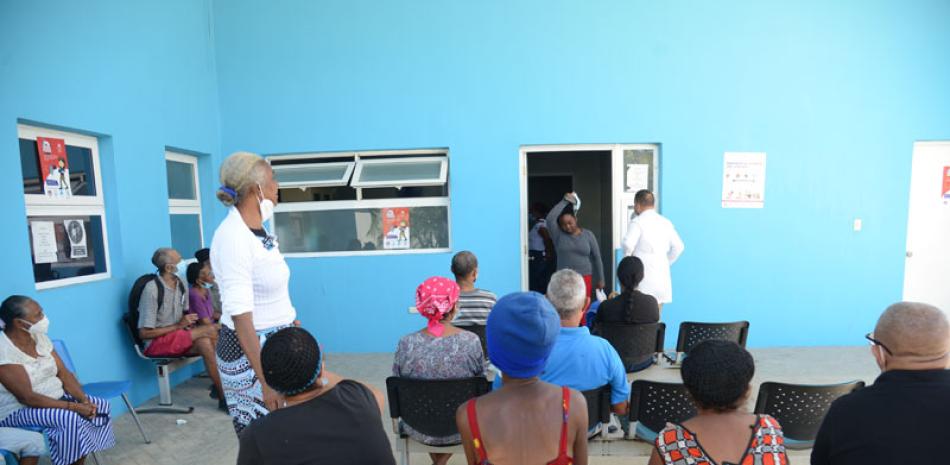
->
[0, 0, 222, 414]
[212, 0, 950, 351]
[2, 0, 950, 418]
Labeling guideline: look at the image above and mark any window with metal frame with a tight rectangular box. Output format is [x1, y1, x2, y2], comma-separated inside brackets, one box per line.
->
[17, 124, 111, 289]
[268, 149, 450, 256]
[165, 151, 204, 258]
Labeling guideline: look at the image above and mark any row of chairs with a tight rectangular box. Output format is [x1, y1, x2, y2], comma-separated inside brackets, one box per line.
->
[386, 376, 864, 464]
[464, 320, 751, 371]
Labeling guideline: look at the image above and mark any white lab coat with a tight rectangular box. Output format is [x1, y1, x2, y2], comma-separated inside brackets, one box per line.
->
[622, 209, 685, 304]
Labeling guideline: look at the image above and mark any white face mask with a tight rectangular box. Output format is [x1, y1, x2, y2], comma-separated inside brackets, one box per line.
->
[257, 183, 275, 223]
[19, 316, 49, 338]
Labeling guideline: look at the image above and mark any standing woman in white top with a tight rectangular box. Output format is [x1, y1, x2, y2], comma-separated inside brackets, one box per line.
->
[211, 152, 298, 434]
[622, 190, 685, 311]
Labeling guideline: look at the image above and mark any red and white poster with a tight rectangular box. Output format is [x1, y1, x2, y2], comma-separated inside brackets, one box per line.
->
[382, 207, 410, 249]
[36, 137, 72, 197]
[942, 166, 950, 203]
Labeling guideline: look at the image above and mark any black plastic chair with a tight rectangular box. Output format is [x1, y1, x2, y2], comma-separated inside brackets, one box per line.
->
[581, 385, 612, 439]
[628, 380, 697, 442]
[386, 377, 491, 465]
[753, 380, 865, 449]
[122, 313, 197, 414]
[595, 322, 665, 372]
[668, 321, 750, 364]
[461, 325, 488, 359]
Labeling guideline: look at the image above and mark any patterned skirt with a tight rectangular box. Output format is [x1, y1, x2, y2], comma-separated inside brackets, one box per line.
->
[216, 323, 293, 434]
[0, 395, 115, 465]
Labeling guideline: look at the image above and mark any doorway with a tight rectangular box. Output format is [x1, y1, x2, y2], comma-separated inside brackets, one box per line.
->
[903, 141, 950, 312]
[520, 144, 661, 292]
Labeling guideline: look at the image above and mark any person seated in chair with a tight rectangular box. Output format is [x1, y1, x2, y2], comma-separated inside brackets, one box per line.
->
[186, 261, 220, 327]
[649, 340, 788, 465]
[0, 296, 115, 465]
[137, 247, 225, 411]
[193, 248, 222, 321]
[812, 302, 950, 465]
[591, 256, 660, 371]
[238, 327, 395, 465]
[457, 291, 589, 465]
[493, 270, 629, 437]
[450, 251, 497, 327]
[393, 277, 485, 465]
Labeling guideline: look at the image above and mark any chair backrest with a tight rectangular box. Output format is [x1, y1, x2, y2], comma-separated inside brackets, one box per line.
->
[596, 322, 665, 369]
[462, 325, 488, 359]
[753, 380, 865, 441]
[629, 380, 697, 435]
[675, 321, 750, 354]
[386, 376, 491, 438]
[581, 385, 611, 431]
[51, 339, 76, 373]
[122, 312, 146, 349]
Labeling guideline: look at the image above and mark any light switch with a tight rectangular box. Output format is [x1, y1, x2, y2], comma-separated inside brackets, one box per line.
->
[853, 218, 862, 232]
[408, 306, 418, 314]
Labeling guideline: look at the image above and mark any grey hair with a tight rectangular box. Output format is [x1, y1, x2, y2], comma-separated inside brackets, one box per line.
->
[217, 151, 270, 207]
[546, 269, 587, 319]
[151, 247, 179, 270]
[451, 251, 479, 278]
[0, 295, 35, 328]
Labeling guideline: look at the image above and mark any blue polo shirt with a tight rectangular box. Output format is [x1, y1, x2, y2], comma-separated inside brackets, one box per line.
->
[493, 326, 630, 405]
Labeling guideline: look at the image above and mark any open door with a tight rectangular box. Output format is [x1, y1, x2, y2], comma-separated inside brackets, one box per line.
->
[520, 144, 660, 292]
[903, 141, 950, 311]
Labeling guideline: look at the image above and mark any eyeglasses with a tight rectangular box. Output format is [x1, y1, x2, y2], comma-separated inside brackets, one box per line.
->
[865, 333, 893, 356]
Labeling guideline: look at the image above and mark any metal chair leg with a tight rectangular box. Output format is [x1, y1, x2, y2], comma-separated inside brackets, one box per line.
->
[91, 451, 101, 465]
[121, 393, 151, 444]
[401, 439, 410, 465]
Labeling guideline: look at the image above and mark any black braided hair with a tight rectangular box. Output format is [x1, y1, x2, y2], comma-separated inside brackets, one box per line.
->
[681, 340, 755, 412]
[616, 256, 645, 321]
[261, 327, 322, 396]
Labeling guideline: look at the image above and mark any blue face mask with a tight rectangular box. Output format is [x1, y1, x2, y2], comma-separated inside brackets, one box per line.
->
[201, 282, 213, 289]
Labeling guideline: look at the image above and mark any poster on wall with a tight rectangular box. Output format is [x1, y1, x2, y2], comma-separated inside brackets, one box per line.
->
[382, 207, 410, 249]
[65, 219, 88, 259]
[36, 137, 72, 198]
[625, 164, 650, 193]
[30, 221, 58, 264]
[722, 152, 767, 209]
[942, 166, 950, 204]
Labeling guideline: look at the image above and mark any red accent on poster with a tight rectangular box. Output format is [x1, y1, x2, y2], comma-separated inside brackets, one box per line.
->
[382, 207, 410, 249]
[942, 166, 950, 200]
[36, 137, 72, 197]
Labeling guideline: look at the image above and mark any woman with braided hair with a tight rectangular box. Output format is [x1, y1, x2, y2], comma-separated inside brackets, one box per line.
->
[591, 256, 659, 371]
[649, 340, 788, 465]
[237, 327, 395, 465]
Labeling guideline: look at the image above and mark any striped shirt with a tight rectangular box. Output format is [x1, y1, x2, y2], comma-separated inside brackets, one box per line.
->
[453, 289, 497, 326]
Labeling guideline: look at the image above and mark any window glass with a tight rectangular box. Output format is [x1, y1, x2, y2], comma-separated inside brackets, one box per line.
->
[623, 149, 655, 193]
[353, 158, 445, 186]
[27, 215, 107, 283]
[19, 138, 98, 197]
[275, 206, 449, 253]
[278, 186, 358, 203]
[360, 185, 447, 200]
[170, 214, 202, 257]
[166, 160, 197, 200]
[273, 163, 353, 187]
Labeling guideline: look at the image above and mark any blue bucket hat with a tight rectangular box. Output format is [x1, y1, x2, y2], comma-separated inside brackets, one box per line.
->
[486, 291, 560, 378]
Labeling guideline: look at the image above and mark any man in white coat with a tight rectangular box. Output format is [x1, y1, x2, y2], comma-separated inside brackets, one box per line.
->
[621, 190, 685, 310]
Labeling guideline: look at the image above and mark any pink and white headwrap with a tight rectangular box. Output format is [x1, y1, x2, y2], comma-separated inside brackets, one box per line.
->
[415, 277, 461, 337]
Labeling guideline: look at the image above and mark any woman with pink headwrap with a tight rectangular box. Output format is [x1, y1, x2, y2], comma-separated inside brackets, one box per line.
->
[392, 276, 487, 465]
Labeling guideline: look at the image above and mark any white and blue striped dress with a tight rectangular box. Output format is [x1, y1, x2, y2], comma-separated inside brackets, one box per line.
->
[0, 333, 115, 465]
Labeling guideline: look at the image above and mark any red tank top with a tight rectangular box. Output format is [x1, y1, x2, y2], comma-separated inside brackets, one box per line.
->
[466, 386, 573, 465]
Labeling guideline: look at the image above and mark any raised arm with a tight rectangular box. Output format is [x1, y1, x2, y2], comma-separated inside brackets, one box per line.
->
[545, 199, 571, 243]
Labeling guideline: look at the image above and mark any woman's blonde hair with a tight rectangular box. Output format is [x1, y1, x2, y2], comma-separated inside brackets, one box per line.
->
[216, 151, 270, 206]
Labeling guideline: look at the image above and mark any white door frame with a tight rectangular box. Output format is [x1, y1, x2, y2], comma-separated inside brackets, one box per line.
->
[518, 144, 660, 291]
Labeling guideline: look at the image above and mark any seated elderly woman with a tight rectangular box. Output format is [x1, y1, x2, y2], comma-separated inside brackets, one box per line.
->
[393, 276, 486, 465]
[649, 340, 788, 465]
[238, 327, 396, 465]
[0, 296, 115, 465]
[456, 292, 589, 465]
